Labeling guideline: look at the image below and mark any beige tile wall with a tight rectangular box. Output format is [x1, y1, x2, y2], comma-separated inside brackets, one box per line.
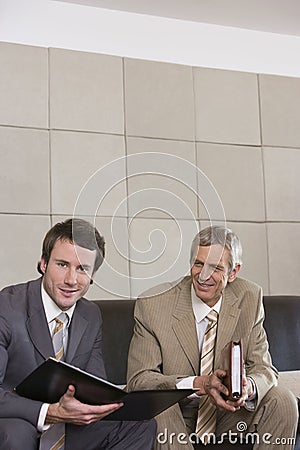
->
[1, 41, 300, 297]
[194, 68, 260, 145]
[50, 48, 124, 134]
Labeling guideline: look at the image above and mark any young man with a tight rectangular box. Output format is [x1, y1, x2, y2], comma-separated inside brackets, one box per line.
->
[0, 218, 156, 450]
[127, 225, 298, 450]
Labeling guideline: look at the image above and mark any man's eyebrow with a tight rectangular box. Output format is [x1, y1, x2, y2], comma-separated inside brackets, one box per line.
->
[194, 259, 225, 269]
[79, 263, 92, 269]
[208, 259, 225, 267]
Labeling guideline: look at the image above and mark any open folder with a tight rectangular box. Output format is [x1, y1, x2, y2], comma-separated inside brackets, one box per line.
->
[15, 358, 193, 421]
[219, 340, 243, 400]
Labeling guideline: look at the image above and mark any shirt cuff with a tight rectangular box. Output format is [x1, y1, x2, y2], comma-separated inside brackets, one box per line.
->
[176, 376, 195, 389]
[247, 376, 257, 401]
[244, 377, 257, 411]
[37, 403, 51, 432]
[176, 376, 200, 399]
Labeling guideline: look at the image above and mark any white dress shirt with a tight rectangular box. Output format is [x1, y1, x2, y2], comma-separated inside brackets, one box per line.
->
[176, 285, 257, 408]
[37, 284, 76, 432]
[176, 286, 221, 391]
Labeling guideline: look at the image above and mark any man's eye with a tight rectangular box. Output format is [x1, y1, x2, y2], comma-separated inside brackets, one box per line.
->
[194, 262, 204, 268]
[78, 266, 87, 272]
[58, 262, 67, 268]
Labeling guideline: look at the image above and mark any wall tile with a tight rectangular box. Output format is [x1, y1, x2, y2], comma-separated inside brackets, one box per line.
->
[50, 49, 124, 133]
[0, 127, 50, 214]
[0, 215, 51, 289]
[53, 215, 130, 300]
[0, 42, 48, 128]
[1, 41, 300, 301]
[267, 223, 300, 295]
[264, 147, 300, 221]
[227, 222, 269, 294]
[196, 143, 265, 221]
[194, 67, 260, 145]
[128, 217, 198, 298]
[51, 131, 127, 217]
[260, 74, 300, 147]
[124, 58, 195, 140]
[126, 137, 197, 219]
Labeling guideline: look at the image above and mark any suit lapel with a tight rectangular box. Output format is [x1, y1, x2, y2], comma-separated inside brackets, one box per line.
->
[26, 279, 54, 360]
[214, 284, 241, 368]
[172, 278, 199, 375]
[65, 303, 89, 363]
[171, 279, 242, 373]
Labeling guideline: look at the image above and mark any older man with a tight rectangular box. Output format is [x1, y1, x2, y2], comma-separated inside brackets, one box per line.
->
[127, 225, 298, 449]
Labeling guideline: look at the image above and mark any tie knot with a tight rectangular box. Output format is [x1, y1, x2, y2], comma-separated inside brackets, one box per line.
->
[53, 313, 68, 335]
[207, 309, 218, 323]
[55, 312, 68, 325]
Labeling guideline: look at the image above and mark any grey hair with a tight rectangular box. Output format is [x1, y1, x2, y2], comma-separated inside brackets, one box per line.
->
[190, 225, 242, 272]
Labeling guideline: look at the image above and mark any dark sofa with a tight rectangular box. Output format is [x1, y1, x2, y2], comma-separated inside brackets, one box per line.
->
[95, 296, 300, 449]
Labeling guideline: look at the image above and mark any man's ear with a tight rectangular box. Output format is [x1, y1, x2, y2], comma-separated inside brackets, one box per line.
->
[228, 264, 241, 283]
[40, 257, 47, 274]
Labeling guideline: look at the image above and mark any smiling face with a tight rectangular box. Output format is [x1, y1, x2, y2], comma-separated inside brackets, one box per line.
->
[191, 244, 240, 307]
[40, 238, 97, 311]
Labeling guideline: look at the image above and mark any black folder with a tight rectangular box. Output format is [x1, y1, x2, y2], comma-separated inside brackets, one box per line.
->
[15, 358, 193, 421]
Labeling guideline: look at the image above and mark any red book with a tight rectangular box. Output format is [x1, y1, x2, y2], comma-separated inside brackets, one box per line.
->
[219, 340, 243, 400]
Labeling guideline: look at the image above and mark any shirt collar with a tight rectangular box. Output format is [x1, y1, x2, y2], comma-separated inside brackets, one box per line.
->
[41, 283, 76, 325]
[191, 284, 222, 323]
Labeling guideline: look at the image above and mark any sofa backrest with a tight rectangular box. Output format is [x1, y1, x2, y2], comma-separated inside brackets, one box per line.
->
[95, 299, 135, 384]
[94, 295, 300, 384]
[263, 296, 300, 371]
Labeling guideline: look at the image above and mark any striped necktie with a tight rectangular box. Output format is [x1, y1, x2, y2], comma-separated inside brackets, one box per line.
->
[52, 313, 68, 361]
[196, 309, 218, 445]
[40, 313, 68, 450]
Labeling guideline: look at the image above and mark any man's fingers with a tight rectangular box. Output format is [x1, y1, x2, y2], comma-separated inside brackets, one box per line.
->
[214, 369, 227, 379]
[102, 402, 123, 413]
[65, 385, 76, 398]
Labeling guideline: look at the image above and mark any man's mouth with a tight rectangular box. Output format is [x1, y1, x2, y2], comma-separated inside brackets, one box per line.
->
[59, 287, 79, 295]
[196, 281, 214, 289]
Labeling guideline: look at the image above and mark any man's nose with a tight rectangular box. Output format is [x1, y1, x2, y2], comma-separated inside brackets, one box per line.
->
[64, 267, 77, 285]
[198, 264, 212, 282]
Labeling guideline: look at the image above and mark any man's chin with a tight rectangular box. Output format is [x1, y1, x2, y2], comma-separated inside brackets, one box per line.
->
[194, 282, 213, 294]
[55, 292, 80, 309]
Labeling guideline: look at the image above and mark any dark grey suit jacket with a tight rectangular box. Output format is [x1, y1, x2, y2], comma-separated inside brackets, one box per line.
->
[0, 278, 106, 427]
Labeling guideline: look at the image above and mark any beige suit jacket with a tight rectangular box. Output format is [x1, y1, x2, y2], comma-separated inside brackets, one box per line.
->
[127, 276, 277, 408]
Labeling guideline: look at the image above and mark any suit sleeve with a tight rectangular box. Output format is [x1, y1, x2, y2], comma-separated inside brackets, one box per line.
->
[83, 304, 107, 380]
[127, 298, 180, 391]
[244, 287, 278, 407]
[0, 315, 43, 426]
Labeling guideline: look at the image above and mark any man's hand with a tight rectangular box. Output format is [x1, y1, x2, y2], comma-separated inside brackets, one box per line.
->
[225, 364, 256, 406]
[193, 369, 246, 413]
[225, 371, 248, 410]
[46, 385, 123, 426]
